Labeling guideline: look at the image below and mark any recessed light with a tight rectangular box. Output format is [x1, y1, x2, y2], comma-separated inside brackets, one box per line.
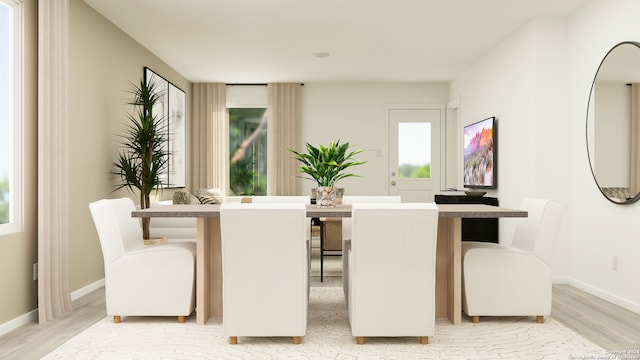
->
[313, 52, 330, 58]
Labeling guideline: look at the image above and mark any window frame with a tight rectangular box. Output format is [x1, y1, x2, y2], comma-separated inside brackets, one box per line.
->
[0, 0, 23, 235]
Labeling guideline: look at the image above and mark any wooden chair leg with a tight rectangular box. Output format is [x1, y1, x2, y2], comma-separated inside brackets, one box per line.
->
[472, 316, 480, 323]
[177, 316, 185, 323]
[113, 316, 121, 323]
[536, 316, 544, 323]
[292, 336, 301, 345]
[420, 336, 429, 344]
[356, 336, 365, 345]
[229, 336, 238, 345]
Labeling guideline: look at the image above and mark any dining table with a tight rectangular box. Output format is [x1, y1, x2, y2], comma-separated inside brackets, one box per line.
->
[132, 202, 527, 325]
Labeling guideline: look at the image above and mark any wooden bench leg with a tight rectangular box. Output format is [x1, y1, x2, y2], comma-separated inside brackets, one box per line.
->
[178, 316, 185, 323]
[356, 336, 365, 345]
[536, 316, 544, 323]
[229, 336, 238, 344]
[472, 315, 480, 323]
[293, 336, 301, 344]
[113, 316, 121, 323]
[420, 336, 429, 344]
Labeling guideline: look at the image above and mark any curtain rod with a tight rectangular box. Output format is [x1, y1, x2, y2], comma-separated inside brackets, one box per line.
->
[226, 83, 304, 86]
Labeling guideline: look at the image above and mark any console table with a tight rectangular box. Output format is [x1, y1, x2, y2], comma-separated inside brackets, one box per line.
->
[435, 194, 499, 243]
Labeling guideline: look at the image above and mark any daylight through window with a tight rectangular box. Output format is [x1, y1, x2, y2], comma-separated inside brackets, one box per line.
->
[228, 108, 267, 195]
[0, 0, 22, 234]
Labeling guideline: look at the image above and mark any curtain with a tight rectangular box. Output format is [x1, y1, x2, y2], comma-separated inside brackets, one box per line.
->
[630, 84, 640, 196]
[267, 83, 302, 195]
[191, 83, 227, 192]
[38, 0, 72, 324]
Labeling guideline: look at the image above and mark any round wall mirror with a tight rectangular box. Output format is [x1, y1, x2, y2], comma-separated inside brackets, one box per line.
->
[587, 41, 640, 204]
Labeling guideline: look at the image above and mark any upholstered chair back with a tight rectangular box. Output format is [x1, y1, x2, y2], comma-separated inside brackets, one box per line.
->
[251, 196, 311, 240]
[251, 195, 311, 204]
[89, 197, 144, 266]
[341, 196, 401, 240]
[348, 202, 438, 341]
[511, 198, 567, 264]
[220, 202, 309, 342]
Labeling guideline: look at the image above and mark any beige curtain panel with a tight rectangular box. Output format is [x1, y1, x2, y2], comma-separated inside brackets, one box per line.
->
[191, 83, 227, 192]
[267, 83, 302, 196]
[38, 0, 73, 324]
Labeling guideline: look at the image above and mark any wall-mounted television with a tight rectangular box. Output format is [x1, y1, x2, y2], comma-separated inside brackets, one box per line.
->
[463, 116, 496, 189]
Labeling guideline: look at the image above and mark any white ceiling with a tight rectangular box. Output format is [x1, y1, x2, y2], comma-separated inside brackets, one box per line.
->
[82, 0, 593, 83]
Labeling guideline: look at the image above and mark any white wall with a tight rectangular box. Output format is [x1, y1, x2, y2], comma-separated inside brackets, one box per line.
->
[566, 0, 640, 313]
[449, 18, 571, 247]
[450, 0, 640, 313]
[300, 83, 449, 197]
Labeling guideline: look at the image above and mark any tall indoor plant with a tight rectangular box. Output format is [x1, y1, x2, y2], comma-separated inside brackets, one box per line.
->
[289, 140, 366, 207]
[112, 78, 169, 239]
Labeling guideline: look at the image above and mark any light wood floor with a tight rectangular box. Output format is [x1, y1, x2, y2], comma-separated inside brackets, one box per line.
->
[1, 279, 638, 359]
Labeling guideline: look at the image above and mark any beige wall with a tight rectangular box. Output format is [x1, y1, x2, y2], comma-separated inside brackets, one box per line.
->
[0, 0, 192, 328]
[68, 0, 192, 291]
[0, 0, 38, 325]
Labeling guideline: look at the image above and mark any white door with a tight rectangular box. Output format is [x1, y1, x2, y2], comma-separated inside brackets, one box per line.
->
[388, 106, 443, 202]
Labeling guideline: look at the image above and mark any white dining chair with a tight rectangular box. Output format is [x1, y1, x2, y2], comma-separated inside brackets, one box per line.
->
[220, 202, 309, 344]
[89, 197, 196, 323]
[461, 198, 567, 323]
[346, 202, 438, 344]
[341, 196, 401, 298]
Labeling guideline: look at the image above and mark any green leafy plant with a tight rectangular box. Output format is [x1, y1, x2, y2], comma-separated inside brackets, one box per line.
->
[288, 140, 366, 187]
[111, 78, 169, 239]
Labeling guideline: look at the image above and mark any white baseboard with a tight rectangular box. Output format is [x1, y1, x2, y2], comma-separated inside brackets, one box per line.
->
[0, 309, 37, 338]
[554, 276, 640, 314]
[71, 278, 104, 301]
[0, 278, 105, 338]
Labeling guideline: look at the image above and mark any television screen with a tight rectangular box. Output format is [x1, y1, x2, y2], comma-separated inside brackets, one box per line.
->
[463, 117, 496, 189]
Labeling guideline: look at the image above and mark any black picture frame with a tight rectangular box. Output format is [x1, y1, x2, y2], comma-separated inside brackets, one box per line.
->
[144, 67, 186, 188]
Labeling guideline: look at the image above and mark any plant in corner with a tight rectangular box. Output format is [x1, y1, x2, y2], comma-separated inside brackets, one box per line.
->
[288, 140, 366, 207]
[112, 78, 169, 239]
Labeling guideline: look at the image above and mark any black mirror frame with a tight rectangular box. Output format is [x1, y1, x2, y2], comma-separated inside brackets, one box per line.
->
[586, 41, 640, 205]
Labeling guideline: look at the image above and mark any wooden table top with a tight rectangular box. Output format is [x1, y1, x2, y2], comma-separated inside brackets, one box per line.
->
[132, 203, 527, 219]
[436, 204, 527, 218]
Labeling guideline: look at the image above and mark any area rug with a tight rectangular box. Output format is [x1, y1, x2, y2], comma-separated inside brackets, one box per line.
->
[310, 246, 342, 277]
[43, 287, 605, 360]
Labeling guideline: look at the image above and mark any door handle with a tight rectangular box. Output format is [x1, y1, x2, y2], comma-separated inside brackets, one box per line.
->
[391, 181, 396, 186]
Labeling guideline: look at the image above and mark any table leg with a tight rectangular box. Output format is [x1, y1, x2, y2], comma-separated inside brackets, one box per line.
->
[210, 217, 222, 318]
[320, 220, 325, 282]
[447, 217, 462, 325]
[196, 217, 222, 325]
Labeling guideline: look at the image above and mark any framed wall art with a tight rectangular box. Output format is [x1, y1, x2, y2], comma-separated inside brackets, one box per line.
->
[144, 67, 186, 188]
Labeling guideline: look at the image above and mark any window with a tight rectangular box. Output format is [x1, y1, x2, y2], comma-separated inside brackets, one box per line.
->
[398, 122, 431, 178]
[229, 108, 267, 195]
[0, 0, 22, 234]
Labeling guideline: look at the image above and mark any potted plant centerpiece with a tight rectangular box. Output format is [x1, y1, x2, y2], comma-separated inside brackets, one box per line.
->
[112, 78, 169, 240]
[289, 140, 366, 207]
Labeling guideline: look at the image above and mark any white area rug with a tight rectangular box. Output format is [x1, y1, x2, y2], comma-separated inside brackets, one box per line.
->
[310, 246, 342, 277]
[43, 287, 605, 360]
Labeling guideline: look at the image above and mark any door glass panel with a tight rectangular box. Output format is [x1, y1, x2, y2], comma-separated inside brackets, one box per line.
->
[398, 122, 431, 179]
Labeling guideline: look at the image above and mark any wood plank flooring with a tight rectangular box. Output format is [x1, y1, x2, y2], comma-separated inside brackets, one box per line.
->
[1, 280, 638, 359]
[551, 284, 640, 350]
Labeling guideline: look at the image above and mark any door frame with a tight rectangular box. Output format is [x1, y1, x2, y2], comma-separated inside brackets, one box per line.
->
[385, 103, 445, 198]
